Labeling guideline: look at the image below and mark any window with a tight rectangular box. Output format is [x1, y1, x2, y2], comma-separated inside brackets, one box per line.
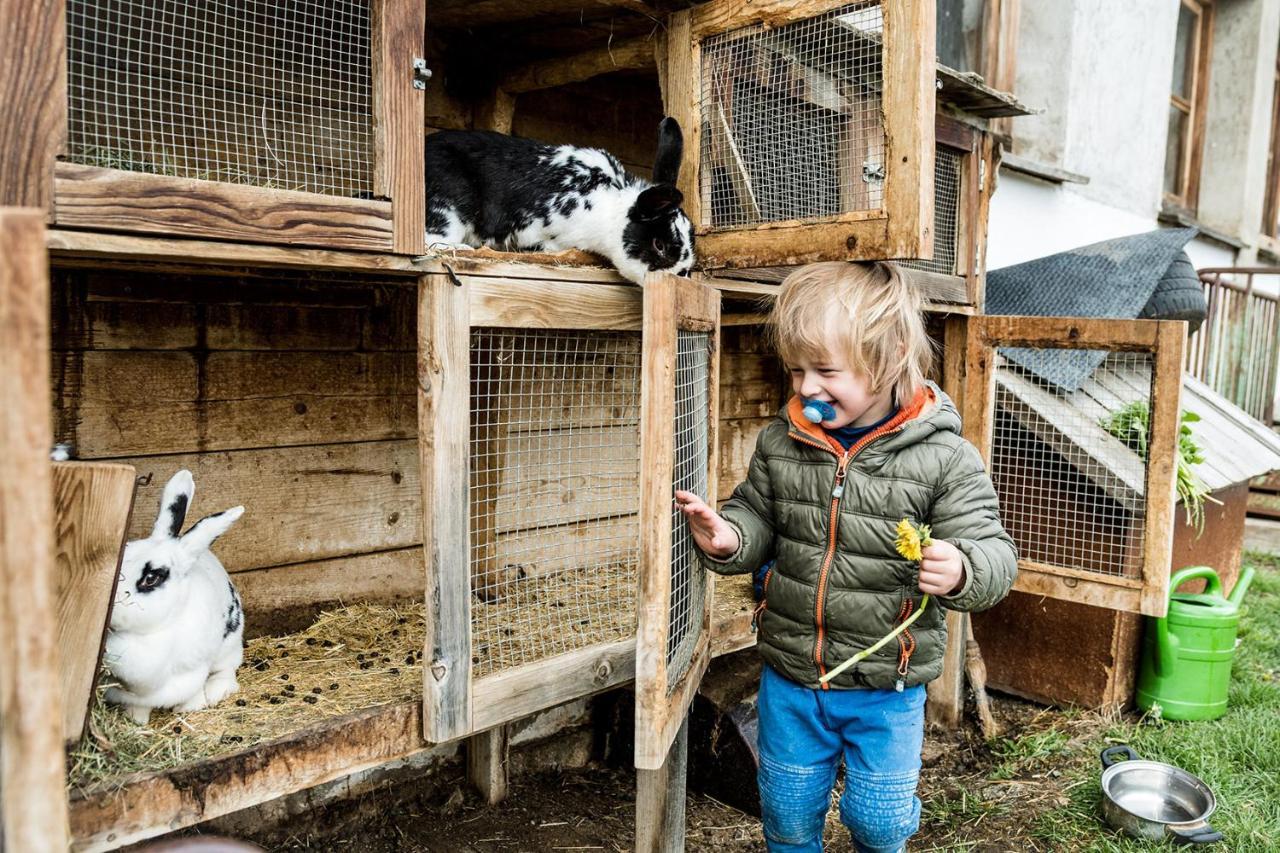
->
[1164, 0, 1214, 211]
[1263, 35, 1280, 238]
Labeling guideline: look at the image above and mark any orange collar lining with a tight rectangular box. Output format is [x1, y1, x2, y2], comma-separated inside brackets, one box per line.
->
[786, 387, 932, 455]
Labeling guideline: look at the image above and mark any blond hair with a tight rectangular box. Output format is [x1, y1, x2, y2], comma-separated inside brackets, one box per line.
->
[769, 261, 934, 404]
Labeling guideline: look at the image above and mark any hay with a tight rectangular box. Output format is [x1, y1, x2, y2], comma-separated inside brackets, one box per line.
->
[68, 566, 640, 792]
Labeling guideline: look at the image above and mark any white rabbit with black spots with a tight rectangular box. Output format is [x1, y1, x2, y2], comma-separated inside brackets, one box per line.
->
[425, 117, 694, 285]
[104, 470, 245, 725]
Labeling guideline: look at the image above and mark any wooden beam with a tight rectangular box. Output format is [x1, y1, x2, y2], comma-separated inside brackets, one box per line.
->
[51, 461, 136, 745]
[500, 36, 656, 94]
[475, 88, 517, 134]
[883, 0, 936, 260]
[665, 10, 700, 229]
[635, 715, 689, 853]
[430, 0, 655, 29]
[54, 164, 396, 252]
[467, 726, 510, 805]
[419, 271, 473, 743]
[0, 1, 64, 208]
[1141, 321, 1186, 617]
[0, 208, 71, 850]
[467, 278, 643, 330]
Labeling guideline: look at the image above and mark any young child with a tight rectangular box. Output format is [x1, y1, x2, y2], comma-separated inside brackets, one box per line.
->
[675, 261, 1018, 853]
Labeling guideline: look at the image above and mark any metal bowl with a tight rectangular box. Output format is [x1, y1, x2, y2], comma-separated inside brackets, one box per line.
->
[1099, 746, 1222, 845]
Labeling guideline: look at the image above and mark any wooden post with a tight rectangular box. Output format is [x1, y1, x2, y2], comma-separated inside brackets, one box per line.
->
[635, 715, 689, 853]
[467, 725, 510, 805]
[419, 269, 474, 743]
[928, 316, 970, 729]
[0, 3, 65, 208]
[0, 208, 72, 849]
[372, 0, 427, 254]
[476, 89, 517, 135]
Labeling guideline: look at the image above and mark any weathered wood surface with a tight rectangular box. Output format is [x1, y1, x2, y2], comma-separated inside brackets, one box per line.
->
[372, 0, 427, 254]
[419, 275, 472, 744]
[501, 35, 656, 94]
[51, 461, 136, 744]
[468, 278, 643, 330]
[0, 1, 64, 208]
[467, 726, 509, 805]
[636, 716, 690, 853]
[54, 164, 395, 251]
[883, 0, 936, 260]
[0, 209, 72, 850]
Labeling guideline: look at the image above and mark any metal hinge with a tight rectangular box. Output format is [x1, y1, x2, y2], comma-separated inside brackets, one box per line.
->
[413, 58, 432, 90]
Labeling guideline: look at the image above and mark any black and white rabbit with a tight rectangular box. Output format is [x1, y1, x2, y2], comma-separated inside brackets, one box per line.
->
[104, 470, 245, 724]
[425, 117, 695, 285]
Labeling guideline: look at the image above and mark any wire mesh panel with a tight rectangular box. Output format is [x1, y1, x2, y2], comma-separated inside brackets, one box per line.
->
[666, 331, 711, 690]
[469, 329, 642, 679]
[65, 0, 374, 196]
[966, 316, 1186, 615]
[699, 2, 885, 229]
[991, 350, 1158, 579]
[901, 145, 963, 276]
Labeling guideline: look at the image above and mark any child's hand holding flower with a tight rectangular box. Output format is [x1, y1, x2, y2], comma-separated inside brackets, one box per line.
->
[919, 540, 965, 596]
[895, 519, 965, 596]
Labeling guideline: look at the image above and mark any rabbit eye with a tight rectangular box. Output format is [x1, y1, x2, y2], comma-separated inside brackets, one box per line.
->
[136, 562, 170, 593]
[651, 238, 666, 255]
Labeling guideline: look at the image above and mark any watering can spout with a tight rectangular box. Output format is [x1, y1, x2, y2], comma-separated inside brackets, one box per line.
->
[1228, 565, 1256, 607]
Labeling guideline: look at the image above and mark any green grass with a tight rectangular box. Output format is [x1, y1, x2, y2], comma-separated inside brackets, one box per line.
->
[1033, 552, 1280, 851]
[989, 728, 1073, 780]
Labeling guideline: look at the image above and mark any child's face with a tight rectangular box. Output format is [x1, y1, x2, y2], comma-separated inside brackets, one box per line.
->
[788, 350, 895, 429]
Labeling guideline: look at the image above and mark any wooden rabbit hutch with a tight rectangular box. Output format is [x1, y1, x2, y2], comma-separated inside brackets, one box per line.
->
[0, 0, 1072, 850]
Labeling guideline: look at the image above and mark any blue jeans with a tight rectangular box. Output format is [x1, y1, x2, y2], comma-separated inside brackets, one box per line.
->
[757, 664, 925, 853]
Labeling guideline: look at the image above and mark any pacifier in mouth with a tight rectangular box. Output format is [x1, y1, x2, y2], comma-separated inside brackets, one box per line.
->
[801, 399, 836, 424]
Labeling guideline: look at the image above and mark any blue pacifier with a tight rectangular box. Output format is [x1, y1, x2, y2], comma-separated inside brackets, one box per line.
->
[801, 399, 836, 424]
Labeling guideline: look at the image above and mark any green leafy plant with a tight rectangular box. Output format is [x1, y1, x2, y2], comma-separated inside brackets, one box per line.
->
[1100, 401, 1218, 534]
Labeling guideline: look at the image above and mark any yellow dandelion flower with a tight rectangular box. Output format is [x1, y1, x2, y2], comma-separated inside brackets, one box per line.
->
[894, 518, 932, 562]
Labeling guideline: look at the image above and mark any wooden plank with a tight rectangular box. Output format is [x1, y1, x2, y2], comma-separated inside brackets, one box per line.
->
[429, 0, 654, 28]
[0, 1, 64, 208]
[467, 726, 510, 805]
[427, 254, 626, 284]
[51, 461, 136, 745]
[883, 0, 935, 260]
[1141, 321, 1185, 617]
[56, 351, 418, 458]
[233, 548, 426, 639]
[0, 208, 72, 850]
[492, 515, 638, 578]
[636, 274, 677, 770]
[419, 274, 473, 743]
[116, 441, 422, 572]
[471, 638, 636, 732]
[501, 36, 656, 94]
[47, 229, 426, 275]
[974, 315, 1162, 351]
[372, 0, 426, 254]
[695, 217, 894, 271]
[1013, 566, 1143, 613]
[665, 10, 701, 230]
[68, 700, 427, 853]
[468, 278, 643, 330]
[54, 164, 395, 252]
[635, 716, 689, 853]
[689, 0, 865, 41]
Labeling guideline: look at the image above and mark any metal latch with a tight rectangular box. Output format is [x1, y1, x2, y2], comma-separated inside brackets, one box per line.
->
[413, 58, 432, 90]
[862, 162, 886, 183]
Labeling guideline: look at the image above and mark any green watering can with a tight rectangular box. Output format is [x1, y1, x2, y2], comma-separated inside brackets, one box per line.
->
[1136, 565, 1256, 721]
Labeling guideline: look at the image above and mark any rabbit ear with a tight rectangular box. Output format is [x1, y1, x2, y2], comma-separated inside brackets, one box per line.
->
[652, 117, 683, 186]
[180, 505, 244, 554]
[152, 470, 195, 539]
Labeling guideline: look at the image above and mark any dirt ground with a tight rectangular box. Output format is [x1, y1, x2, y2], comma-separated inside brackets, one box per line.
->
[255, 691, 1108, 853]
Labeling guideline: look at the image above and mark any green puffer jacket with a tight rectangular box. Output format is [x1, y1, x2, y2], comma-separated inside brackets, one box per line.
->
[707, 382, 1017, 690]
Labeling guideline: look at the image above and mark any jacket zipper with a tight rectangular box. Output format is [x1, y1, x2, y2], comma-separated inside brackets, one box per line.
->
[788, 423, 904, 689]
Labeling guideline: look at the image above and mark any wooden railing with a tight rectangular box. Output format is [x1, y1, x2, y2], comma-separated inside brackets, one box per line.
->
[1189, 267, 1280, 423]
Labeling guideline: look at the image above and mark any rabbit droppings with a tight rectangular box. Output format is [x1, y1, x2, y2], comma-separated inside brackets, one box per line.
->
[425, 117, 694, 285]
[105, 470, 245, 725]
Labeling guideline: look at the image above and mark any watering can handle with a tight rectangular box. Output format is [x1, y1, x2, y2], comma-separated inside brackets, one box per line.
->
[1168, 566, 1223, 598]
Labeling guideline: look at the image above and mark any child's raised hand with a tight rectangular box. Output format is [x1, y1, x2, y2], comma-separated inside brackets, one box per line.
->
[919, 539, 966, 596]
[673, 490, 740, 558]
